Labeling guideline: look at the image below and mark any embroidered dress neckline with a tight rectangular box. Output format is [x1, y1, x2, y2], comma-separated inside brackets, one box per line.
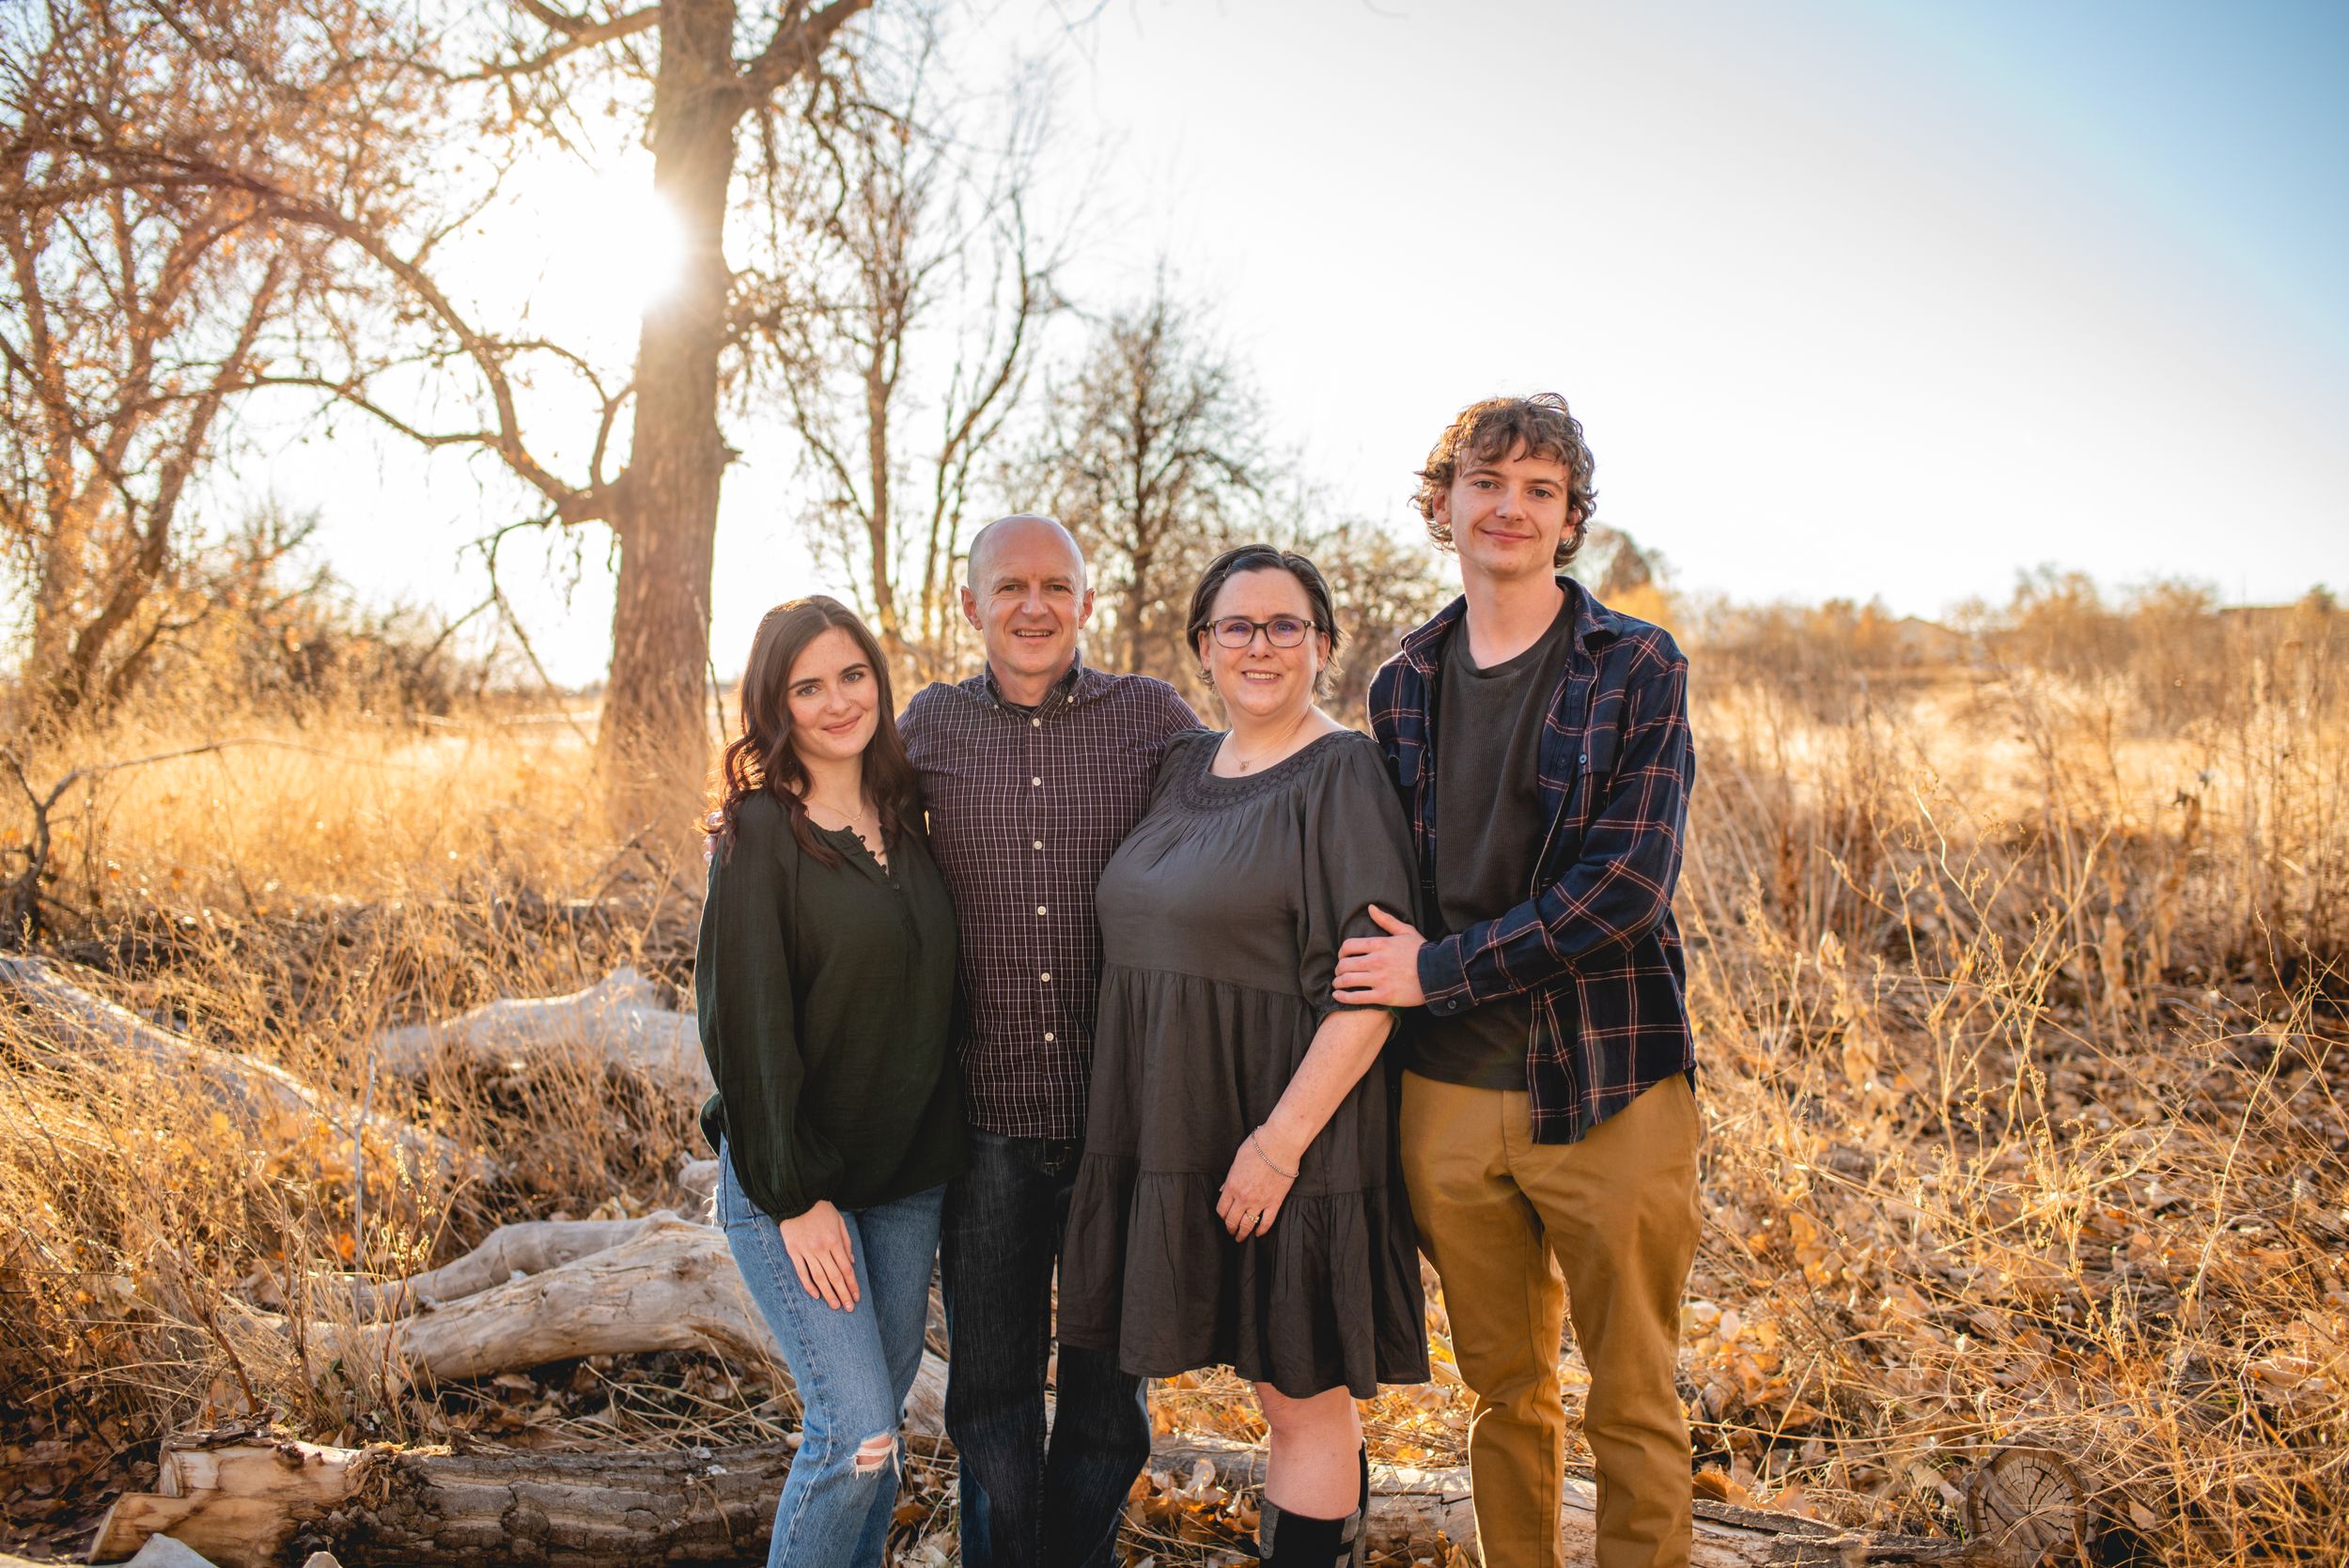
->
[1178, 730, 1355, 806]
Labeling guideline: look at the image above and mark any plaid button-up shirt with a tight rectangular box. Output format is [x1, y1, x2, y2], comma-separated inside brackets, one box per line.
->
[1367, 578, 1696, 1143]
[901, 659, 1198, 1139]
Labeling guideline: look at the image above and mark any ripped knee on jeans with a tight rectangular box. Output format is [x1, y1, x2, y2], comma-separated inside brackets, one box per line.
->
[854, 1433, 896, 1475]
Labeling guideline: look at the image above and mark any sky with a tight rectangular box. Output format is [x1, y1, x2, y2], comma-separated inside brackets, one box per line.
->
[250, 0, 2349, 684]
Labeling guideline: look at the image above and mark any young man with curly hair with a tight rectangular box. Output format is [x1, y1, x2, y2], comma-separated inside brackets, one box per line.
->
[1333, 394, 1701, 1567]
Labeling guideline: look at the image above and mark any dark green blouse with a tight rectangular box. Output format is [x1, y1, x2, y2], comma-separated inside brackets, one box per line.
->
[695, 790, 964, 1220]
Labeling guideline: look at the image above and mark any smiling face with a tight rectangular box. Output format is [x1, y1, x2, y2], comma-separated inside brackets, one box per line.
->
[1431, 443, 1577, 587]
[1197, 567, 1330, 730]
[783, 625, 880, 769]
[961, 515, 1094, 692]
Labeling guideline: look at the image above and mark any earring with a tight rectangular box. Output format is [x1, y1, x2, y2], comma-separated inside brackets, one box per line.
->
[1198, 667, 1213, 687]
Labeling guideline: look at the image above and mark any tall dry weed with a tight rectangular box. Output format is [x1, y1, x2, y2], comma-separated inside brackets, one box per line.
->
[1, 598, 2343, 1562]
[1675, 601, 2346, 1562]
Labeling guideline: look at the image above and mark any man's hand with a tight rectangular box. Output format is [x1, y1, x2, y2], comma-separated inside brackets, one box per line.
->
[1332, 905, 1428, 1007]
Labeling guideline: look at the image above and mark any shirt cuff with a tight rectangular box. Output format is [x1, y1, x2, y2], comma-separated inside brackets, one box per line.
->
[1418, 933, 1473, 1015]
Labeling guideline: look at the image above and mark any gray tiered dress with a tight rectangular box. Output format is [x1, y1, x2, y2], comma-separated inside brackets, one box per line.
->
[1058, 728, 1430, 1400]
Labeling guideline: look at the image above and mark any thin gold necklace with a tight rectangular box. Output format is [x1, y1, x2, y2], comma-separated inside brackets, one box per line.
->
[803, 794, 880, 844]
[1223, 712, 1313, 773]
[801, 792, 873, 826]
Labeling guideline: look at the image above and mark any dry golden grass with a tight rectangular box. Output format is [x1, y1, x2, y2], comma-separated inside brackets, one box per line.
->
[2, 598, 2343, 1564]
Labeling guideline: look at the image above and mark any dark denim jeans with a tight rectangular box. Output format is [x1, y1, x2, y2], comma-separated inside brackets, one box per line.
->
[942, 1127, 1152, 1568]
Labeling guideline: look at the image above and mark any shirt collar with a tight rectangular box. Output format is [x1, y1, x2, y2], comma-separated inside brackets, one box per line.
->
[1400, 575, 1623, 677]
[977, 651, 1093, 714]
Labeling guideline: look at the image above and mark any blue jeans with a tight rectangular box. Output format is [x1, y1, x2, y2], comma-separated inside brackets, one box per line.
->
[941, 1128, 1152, 1568]
[718, 1142, 944, 1568]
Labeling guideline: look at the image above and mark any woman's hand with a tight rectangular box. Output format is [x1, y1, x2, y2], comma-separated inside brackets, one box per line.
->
[778, 1201, 860, 1310]
[1216, 1129, 1300, 1243]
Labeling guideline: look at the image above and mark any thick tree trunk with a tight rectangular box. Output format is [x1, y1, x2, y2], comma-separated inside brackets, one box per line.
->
[596, 0, 743, 830]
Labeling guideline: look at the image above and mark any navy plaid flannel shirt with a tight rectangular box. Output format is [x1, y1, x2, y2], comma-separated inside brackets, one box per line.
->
[1367, 577, 1697, 1142]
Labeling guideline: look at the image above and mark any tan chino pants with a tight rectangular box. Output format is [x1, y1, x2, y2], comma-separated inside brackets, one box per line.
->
[1400, 1071, 1701, 1568]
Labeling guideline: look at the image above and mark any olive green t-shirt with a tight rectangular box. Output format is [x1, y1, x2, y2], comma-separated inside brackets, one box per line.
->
[1408, 593, 1577, 1089]
[695, 791, 966, 1219]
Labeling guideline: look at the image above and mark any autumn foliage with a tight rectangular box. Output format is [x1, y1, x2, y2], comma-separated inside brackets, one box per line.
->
[1, 583, 2343, 1564]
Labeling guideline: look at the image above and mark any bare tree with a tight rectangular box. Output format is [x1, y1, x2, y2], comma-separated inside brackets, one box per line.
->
[771, 35, 1065, 681]
[10, 0, 881, 825]
[1287, 513, 1451, 723]
[1026, 280, 1267, 683]
[0, 0, 384, 724]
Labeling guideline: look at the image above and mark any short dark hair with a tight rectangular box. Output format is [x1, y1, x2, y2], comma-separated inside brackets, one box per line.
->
[1414, 393, 1597, 568]
[1186, 544, 1342, 691]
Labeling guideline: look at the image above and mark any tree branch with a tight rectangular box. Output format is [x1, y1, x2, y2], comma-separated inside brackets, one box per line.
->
[740, 0, 877, 101]
[463, 4, 661, 83]
[47, 141, 602, 525]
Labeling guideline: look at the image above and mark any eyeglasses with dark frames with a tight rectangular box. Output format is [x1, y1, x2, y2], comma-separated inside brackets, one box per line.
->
[1208, 615, 1319, 650]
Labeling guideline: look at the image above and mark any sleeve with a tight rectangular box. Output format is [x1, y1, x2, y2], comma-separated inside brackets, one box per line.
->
[696, 800, 843, 1219]
[1415, 643, 1693, 1010]
[896, 687, 928, 763]
[1159, 680, 1204, 737]
[1298, 737, 1423, 1016]
[1145, 728, 1206, 809]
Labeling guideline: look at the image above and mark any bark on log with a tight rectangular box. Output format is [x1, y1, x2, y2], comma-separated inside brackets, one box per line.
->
[675, 1157, 717, 1211]
[1144, 1438, 1995, 1564]
[371, 969, 708, 1099]
[115, 1205, 2010, 1564]
[240, 1219, 950, 1436]
[93, 1432, 2006, 1568]
[0, 956, 479, 1179]
[324, 1215, 684, 1320]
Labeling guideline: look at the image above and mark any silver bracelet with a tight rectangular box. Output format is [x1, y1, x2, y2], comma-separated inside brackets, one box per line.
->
[1247, 1128, 1298, 1180]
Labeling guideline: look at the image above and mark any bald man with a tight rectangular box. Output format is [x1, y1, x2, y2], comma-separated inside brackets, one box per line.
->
[898, 516, 1199, 1568]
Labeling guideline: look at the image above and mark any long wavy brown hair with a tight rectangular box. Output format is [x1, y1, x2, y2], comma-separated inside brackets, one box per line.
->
[710, 597, 920, 867]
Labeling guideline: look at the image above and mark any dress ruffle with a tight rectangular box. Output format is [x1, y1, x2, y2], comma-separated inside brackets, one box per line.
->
[1059, 965, 1428, 1399]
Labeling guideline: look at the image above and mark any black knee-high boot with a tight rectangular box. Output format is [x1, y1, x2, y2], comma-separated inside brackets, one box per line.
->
[1350, 1442, 1370, 1566]
[1254, 1447, 1370, 1566]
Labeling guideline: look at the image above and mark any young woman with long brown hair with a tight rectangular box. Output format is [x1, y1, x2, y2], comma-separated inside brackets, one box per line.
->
[696, 595, 964, 1567]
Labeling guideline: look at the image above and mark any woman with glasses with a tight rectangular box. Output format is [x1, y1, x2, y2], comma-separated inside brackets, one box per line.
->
[1061, 545, 1427, 1567]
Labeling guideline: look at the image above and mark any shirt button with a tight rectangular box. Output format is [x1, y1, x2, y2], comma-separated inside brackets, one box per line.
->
[1040, 972, 1051, 983]
[1031, 718, 1041, 727]
[1033, 840, 1044, 850]
[1036, 906, 1048, 916]
[1032, 776, 1042, 786]
[1043, 1032, 1055, 1043]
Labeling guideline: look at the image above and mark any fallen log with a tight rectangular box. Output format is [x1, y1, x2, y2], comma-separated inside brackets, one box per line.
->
[92, 1430, 2005, 1568]
[675, 1157, 717, 1212]
[323, 1215, 684, 1320]
[236, 1218, 951, 1436]
[370, 968, 708, 1099]
[0, 956, 480, 1180]
[123, 1194, 2019, 1565]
